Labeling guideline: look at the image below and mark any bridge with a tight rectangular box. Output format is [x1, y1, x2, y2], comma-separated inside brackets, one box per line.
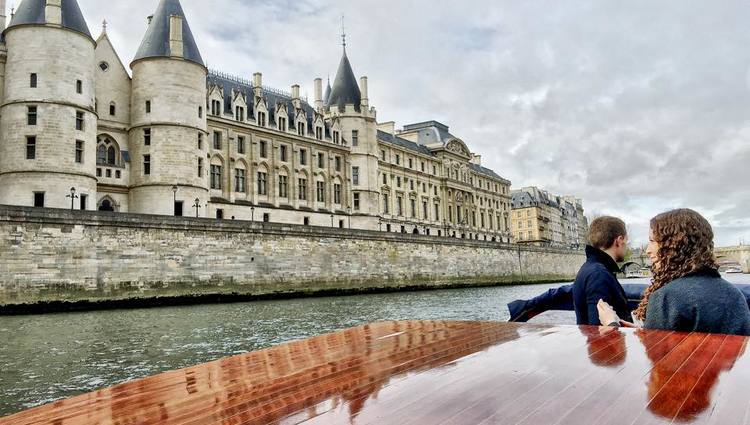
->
[716, 246, 750, 273]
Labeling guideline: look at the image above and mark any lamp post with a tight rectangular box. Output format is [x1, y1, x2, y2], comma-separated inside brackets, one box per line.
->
[330, 213, 334, 228]
[172, 185, 178, 216]
[251, 206, 255, 222]
[66, 187, 78, 210]
[192, 198, 201, 217]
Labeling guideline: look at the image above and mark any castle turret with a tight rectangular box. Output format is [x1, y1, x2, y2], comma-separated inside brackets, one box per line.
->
[128, 0, 208, 216]
[325, 42, 379, 225]
[0, 0, 97, 209]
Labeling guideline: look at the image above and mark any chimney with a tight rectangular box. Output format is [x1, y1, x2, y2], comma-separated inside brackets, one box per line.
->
[313, 78, 323, 111]
[291, 84, 301, 109]
[359, 76, 369, 108]
[45, 0, 62, 25]
[471, 154, 482, 166]
[169, 14, 184, 58]
[377, 121, 396, 135]
[252, 72, 263, 98]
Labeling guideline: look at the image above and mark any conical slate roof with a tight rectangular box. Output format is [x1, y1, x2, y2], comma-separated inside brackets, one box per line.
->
[327, 51, 361, 111]
[132, 0, 204, 67]
[5, 0, 92, 38]
[323, 78, 332, 106]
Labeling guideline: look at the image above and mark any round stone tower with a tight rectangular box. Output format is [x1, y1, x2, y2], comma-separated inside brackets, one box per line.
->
[0, 0, 97, 209]
[128, 0, 208, 216]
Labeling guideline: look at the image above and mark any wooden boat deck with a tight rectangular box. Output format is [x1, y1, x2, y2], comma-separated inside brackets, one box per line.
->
[1, 321, 749, 424]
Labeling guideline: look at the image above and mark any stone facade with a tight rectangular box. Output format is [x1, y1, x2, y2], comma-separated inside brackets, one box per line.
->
[0, 0, 514, 243]
[0, 205, 584, 310]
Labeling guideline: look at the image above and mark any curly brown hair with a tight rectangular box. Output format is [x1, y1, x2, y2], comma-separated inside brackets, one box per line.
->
[633, 209, 718, 321]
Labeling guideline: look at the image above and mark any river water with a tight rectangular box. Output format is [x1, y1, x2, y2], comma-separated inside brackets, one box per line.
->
[2, 274, 750, 417]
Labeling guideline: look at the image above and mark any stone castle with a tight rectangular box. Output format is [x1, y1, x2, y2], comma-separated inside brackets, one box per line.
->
[0, 0, 516, 242]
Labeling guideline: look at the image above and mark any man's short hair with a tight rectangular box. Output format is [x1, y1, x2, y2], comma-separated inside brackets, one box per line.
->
[587, 216, 627, 250]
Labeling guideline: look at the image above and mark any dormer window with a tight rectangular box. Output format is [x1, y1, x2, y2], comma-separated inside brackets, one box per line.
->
[258, 112, 267, 127]
[315, 127, 322, 140]
[211, 100, 221, 116]
[297, 122, 305, 136]
[332, 131, 340, 144]
[278, 117, 286, 132]
[235, 106, 244, 121]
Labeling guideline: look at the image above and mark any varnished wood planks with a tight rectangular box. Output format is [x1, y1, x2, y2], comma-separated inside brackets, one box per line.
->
[1, 321, 748, 425]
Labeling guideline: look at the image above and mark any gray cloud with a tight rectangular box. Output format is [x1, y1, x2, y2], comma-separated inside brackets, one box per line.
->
[68, 0, 750, 246]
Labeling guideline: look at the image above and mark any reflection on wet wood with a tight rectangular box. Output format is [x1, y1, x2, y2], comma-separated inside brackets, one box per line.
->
[1, 321, 748, 424]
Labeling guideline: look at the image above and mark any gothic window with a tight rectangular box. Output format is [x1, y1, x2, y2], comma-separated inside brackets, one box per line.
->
[333, 183, 341, 204]
[298, 178, 308, 201]
[235, 169, 246, 193]
[278, 175, 288, 198]
[210, 165, 222, 189]
[316, 181, 325, 202]
[257, 171, 268, 195]
[97, 137, 119, 166]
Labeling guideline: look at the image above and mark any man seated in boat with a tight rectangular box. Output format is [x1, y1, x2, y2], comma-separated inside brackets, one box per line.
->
[572, 216, 633, 326]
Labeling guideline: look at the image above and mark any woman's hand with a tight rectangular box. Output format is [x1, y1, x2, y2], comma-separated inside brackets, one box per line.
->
[597, 299, 620, 326]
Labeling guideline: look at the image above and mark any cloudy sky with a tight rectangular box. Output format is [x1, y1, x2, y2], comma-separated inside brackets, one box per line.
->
[39, 0, 750, 246]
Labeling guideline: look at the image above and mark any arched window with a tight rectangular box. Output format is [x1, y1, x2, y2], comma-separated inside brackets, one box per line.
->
[97, 136, 120, 166]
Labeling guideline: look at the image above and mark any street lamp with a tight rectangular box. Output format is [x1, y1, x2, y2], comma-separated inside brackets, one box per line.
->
[251, 206, 255, 222]
[192, 198, 201, 217]
[172, 185, 178, 216]
[66, 187, 78, 210]
[330, 213, 335, 227]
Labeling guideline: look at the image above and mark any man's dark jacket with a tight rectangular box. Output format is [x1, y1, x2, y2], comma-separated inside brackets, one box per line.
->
[573, 246, 633, 325]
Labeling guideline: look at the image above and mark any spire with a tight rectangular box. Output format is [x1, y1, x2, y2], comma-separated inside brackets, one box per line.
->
[132, 0, 203, 67]
[327, 49, 361, 112]
[101, 18, 107, 34]
[341, 15, 346, 52]
[324, 75, 332, 106]
[5, 0, 92, 38]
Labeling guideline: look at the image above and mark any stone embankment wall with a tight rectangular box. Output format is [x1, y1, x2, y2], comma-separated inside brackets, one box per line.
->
[0, 206, 585, 313]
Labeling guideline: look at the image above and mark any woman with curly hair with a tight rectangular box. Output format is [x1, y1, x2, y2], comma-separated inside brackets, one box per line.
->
[598, 209, 750, 335]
